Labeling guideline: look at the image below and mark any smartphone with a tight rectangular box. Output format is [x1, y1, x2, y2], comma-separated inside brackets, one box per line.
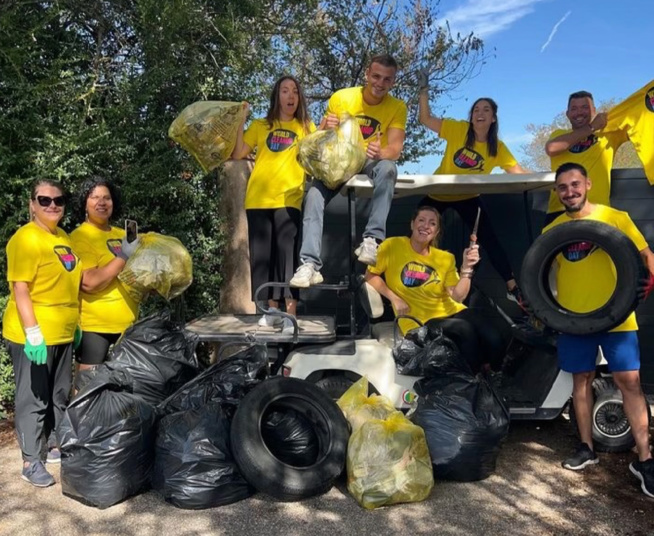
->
[125, 219, 138, 243]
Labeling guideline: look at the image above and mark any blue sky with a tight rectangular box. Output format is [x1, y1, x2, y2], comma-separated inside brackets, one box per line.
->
[403, 0, 653, 172]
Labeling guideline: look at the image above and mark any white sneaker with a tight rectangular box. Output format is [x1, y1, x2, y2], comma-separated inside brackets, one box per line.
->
[281, 317, 296, 335]
[355, 237, 378, 265]
[257, 307, 284, 327]
[289, 263, 323, 288]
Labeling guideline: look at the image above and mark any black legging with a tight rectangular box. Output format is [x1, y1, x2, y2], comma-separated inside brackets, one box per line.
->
[75, 331, 120, 365]
[247, 207, 301, 302]
[426, 308, 505, 373]
[418, 195, 514, 283]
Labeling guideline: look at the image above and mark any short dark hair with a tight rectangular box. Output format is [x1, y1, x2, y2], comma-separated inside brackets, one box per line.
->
[555, 162, 588, 181]
[77, 176, 122, 223]
[368, 54, 398, 71]
[568, 91, 594, 106]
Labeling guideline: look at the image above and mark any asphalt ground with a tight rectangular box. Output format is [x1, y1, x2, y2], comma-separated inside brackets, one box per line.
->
[1, 416, 653, 536]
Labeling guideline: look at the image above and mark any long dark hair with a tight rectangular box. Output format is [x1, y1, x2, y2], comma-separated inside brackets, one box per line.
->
[265, 75, 311, 133]
[411, 205, 442, 247]
[465, 97, 499, 157]
[76, 176, 122, 223]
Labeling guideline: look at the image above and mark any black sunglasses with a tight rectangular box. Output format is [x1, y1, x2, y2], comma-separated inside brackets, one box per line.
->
[36, 195, 66, 207]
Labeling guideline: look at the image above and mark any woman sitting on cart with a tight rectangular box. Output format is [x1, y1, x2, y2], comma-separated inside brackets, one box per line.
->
[418, 69, 529, 309]
[364, 206, 504, 373]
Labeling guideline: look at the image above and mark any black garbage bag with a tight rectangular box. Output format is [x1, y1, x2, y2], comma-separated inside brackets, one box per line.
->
[158, 344, 269, 417]
[261, 409, 320, 467]
[393, 325, 470, 377]
[105, 313, 200, 405]
[59, 369, 157, 508]
[152, 403, 255, 509]
[411, 372, 510, 482]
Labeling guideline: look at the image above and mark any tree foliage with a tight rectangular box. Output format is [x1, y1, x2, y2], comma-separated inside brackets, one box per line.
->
[521, 100, 642, 172]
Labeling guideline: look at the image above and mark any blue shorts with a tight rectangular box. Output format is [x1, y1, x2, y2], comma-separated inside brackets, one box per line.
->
[557, 331, 640, 373]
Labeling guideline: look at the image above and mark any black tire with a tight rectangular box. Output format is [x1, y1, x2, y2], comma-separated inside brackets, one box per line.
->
[521, 220, 646, 335]
[315, 376, 354, 400]
[569, 377, 652, 453]
[230, 377, 349, 501]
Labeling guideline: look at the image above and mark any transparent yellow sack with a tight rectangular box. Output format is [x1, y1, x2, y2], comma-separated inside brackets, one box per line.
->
[337, 377, 396, 433]
[298, 113, 366, 189]
[347, 411, 434, 509]
[169, 101, 246, 173]
[118, 233, 193, 302]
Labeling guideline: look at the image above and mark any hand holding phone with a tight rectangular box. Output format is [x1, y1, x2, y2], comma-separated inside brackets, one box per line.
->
[125, 219, 138, 243]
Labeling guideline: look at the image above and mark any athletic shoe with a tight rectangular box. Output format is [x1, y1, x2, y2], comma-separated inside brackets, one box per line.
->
[629, 459, 654, 498]
[289, 263, 323, 288]
[355, 237, 379, 265]
[46, 447, 61, 464]
[562, 443, 599, 471]
[257, 307, 284, 327]
[21, 461, 55, 487]
[281, 317, 296, 335]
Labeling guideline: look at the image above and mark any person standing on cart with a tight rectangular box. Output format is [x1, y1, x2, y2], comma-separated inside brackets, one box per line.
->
[543, 91, 625, 227]
[545, 162, 654, 498]
[2, 180, 82, 487]
[232, 76, 316, 331]
[70, 177, 140, 386]
[417, 70, 529, 308]
[290, 54, 408, 288]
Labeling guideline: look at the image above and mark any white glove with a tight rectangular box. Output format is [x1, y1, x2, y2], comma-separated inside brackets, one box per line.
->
[25, 325, 44, 346]
[117, 237, 141, 260]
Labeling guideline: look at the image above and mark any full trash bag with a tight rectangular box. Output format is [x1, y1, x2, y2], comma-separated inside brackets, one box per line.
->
[59, 369, 157, 508]
[298, 113, 366, 189]
[261, 408, 320, 467]
[152, 403, 255, 509]
[158, 344, 268, 417]
[337, 377, 396, 433]
[410, 372, 510, 482]
[393, 324, 471, 377]
[169, 100, 246, 173]
[118, 233, 193, 302]
[346, 411, 434, 509]
[105, 313, 200, 406]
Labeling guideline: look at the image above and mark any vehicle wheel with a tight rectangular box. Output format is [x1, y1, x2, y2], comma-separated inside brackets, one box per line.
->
[569, 378, 652, 453]
[521, 221, 646, 335]
[230, 377, 349, 501]
[315, 376, 354, 400]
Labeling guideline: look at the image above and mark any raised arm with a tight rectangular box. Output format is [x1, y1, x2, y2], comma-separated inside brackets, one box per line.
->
[447, 245, 480, 302]
[418, 69, 443, 135]
[230, 102, 252, 159]
[545, 113, 607, 157]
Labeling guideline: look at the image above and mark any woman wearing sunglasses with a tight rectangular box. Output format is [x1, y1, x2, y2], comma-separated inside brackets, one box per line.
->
[2, 179, 82, 487]
[69, 177, 140, 385]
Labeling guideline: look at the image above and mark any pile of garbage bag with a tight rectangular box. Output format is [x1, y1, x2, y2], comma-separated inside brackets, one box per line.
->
[298, 113, 366, 189]
[168, 100, 246, 173]
[118, 232, 193, 303]
[338, 378, 433, 509]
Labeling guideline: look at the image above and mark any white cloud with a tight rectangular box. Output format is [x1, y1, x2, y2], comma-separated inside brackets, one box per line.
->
[540, 10, 571, 52]
[442, 0, 548, 39]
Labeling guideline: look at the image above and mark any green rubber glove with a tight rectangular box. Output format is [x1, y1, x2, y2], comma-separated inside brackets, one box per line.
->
[24, 325, 47, 365]
[73, 326, 83, 350]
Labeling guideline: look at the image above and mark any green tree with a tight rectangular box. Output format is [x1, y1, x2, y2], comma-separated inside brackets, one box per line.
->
[521, 100, 642, 171]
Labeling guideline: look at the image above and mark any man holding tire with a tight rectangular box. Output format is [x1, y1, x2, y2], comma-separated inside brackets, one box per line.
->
[544, 162, 654, 498]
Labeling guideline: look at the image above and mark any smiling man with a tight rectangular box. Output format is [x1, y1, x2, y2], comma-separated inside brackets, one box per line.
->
[290, 54, 407, 288]
[543, 162, 654, 498]
[543, 91, 627, 226]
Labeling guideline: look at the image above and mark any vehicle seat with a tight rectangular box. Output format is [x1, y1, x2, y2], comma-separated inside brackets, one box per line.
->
[356, 277, 396, 348]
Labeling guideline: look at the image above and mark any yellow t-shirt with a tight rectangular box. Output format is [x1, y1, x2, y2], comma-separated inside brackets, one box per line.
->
[368, 236, 466, 334]
[243, 118, 316, 210]
[325, 87, 407, 150]
[2, 222, 82, 345]
[542, 205, 648, 332]
[70, 223, 139, 334]
[605, 79, 654, 186]
[546, 128, 627, 214]
[431, 119, 518, 202]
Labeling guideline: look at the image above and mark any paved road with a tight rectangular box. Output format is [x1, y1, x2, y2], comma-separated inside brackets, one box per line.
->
[1, 417, 652, 536]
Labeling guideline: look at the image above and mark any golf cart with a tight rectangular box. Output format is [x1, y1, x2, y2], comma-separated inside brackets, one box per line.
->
[186, 171, 644, 453]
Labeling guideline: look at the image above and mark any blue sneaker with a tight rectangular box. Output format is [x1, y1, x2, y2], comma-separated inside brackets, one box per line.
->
[46, 447, 61, 464]
[22, 461, 55, 487]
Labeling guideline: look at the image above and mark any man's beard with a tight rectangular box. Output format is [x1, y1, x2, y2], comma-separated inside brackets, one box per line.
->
[563, 194, 587, 213]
